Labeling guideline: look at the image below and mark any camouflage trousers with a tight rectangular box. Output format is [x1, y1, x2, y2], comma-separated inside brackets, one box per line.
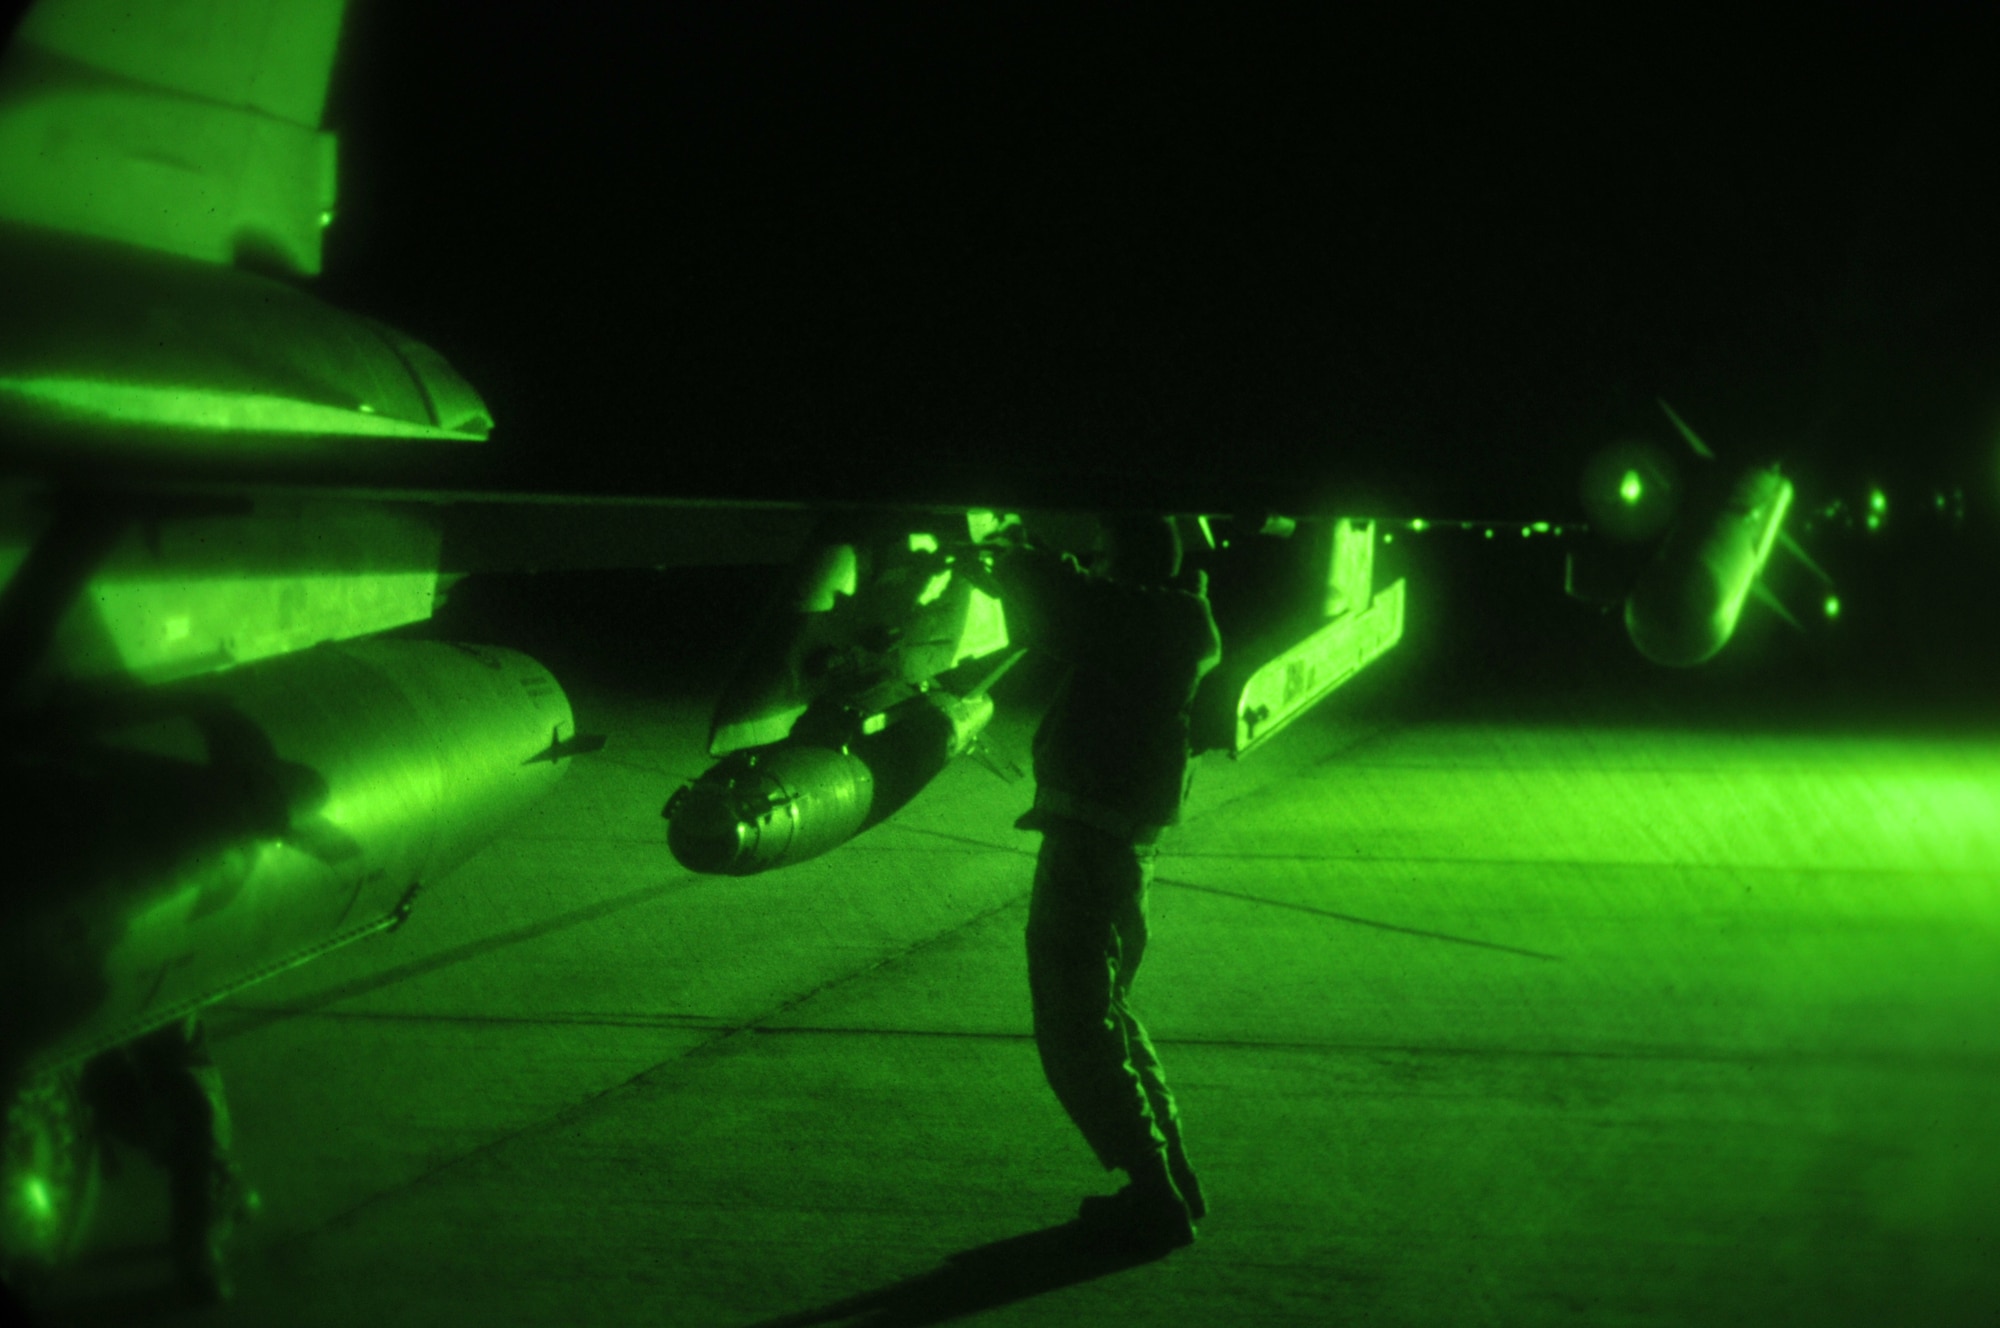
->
[80, 1016, 238, 1275]
[1026, 818, 1183, 1173]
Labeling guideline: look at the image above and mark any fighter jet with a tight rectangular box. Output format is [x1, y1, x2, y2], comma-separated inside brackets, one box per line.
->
[0, 0, 1410, 1302]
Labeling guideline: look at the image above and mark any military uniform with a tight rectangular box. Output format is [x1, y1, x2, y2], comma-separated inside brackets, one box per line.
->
[995, 542, 1221, 1209]
[81, 1015, 252, 1302]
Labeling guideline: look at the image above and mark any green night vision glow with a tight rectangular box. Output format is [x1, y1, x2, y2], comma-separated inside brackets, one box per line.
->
[915, 570, 953, 606]
[1408, 518, 1430, 532]
[21, 1175, 52, 1221]
[1824, 595, 1841, 620]
[1619, 470, 1644, 505]
[0, 377, 477, 440]
[907, 532, 939, 554]
[1869, 488, 1888, 515]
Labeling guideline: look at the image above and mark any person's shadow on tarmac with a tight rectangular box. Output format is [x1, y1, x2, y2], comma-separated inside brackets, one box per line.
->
[743, 1220, 1175, 1328]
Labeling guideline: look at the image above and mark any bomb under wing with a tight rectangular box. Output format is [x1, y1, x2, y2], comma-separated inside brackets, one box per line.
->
[666, 685, 994, 875]
[665, 518, 1017, 876]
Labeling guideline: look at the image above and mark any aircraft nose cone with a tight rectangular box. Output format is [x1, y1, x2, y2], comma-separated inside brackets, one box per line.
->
[665, 788, 751, 875]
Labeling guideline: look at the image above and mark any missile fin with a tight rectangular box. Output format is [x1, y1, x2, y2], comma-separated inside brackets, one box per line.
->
[1776, 531, 1834, 585]
[1748, 579, 1803, 631]
[967, 736, 1027, 785]
[1656, 398, 1717, 460]
[959, 648, 1027, 702]
[524, 726, 608, 765]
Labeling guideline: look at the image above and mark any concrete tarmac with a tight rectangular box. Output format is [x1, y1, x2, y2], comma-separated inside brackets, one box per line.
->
[37, 674, 2000, 1326]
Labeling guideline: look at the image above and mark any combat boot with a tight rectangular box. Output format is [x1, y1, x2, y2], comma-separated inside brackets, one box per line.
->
[170, 1160, 258, 1304]
[1076, 1151, 1196, 1256]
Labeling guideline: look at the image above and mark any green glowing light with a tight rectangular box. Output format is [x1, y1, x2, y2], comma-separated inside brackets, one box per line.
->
[1869, 488, 1888, 515]
[907, 532, 939, 554]
[1409, 518, 1430, 532]
[1619, 470, 1644, 505]
[1484, 529, 1495, 539]
[22, 1176, 52, 1221]
[1521, 526, 1532, 537]
[1824, 595, 1841, 620]
[915, 570, 953, 606]
[1383, 532, 1395, 544]
[954, 587, 1010, 664]
[1532, 521, 1551, 533]
[0, 377, 481, 440]
[1866, 513, 1883, 533]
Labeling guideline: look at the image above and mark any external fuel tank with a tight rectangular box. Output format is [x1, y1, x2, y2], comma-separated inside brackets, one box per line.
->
[1625, 465, 1794, 667]
[1, 639, 576, 1078]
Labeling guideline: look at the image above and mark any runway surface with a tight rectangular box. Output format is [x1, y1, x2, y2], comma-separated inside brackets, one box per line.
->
[38, 664, 2000, 1326]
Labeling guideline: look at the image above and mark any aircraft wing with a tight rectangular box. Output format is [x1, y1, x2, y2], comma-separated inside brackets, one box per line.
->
[0, 0, 1386, 1146]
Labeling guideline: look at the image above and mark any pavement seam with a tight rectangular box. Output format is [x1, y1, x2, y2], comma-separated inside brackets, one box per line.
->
[1157, 851, 2000, 879]
[743, 1025, 2000, 1070]
[881, 825, 1563, 958]
[1151, 875, 1562, 961]
[209, 875, 701, 1042]
[257, 886, 1033, 1258]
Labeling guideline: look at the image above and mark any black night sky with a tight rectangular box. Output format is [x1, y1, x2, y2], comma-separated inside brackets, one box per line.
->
[310, 4, 2000, 523]
[3, 1, 1996, 697]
